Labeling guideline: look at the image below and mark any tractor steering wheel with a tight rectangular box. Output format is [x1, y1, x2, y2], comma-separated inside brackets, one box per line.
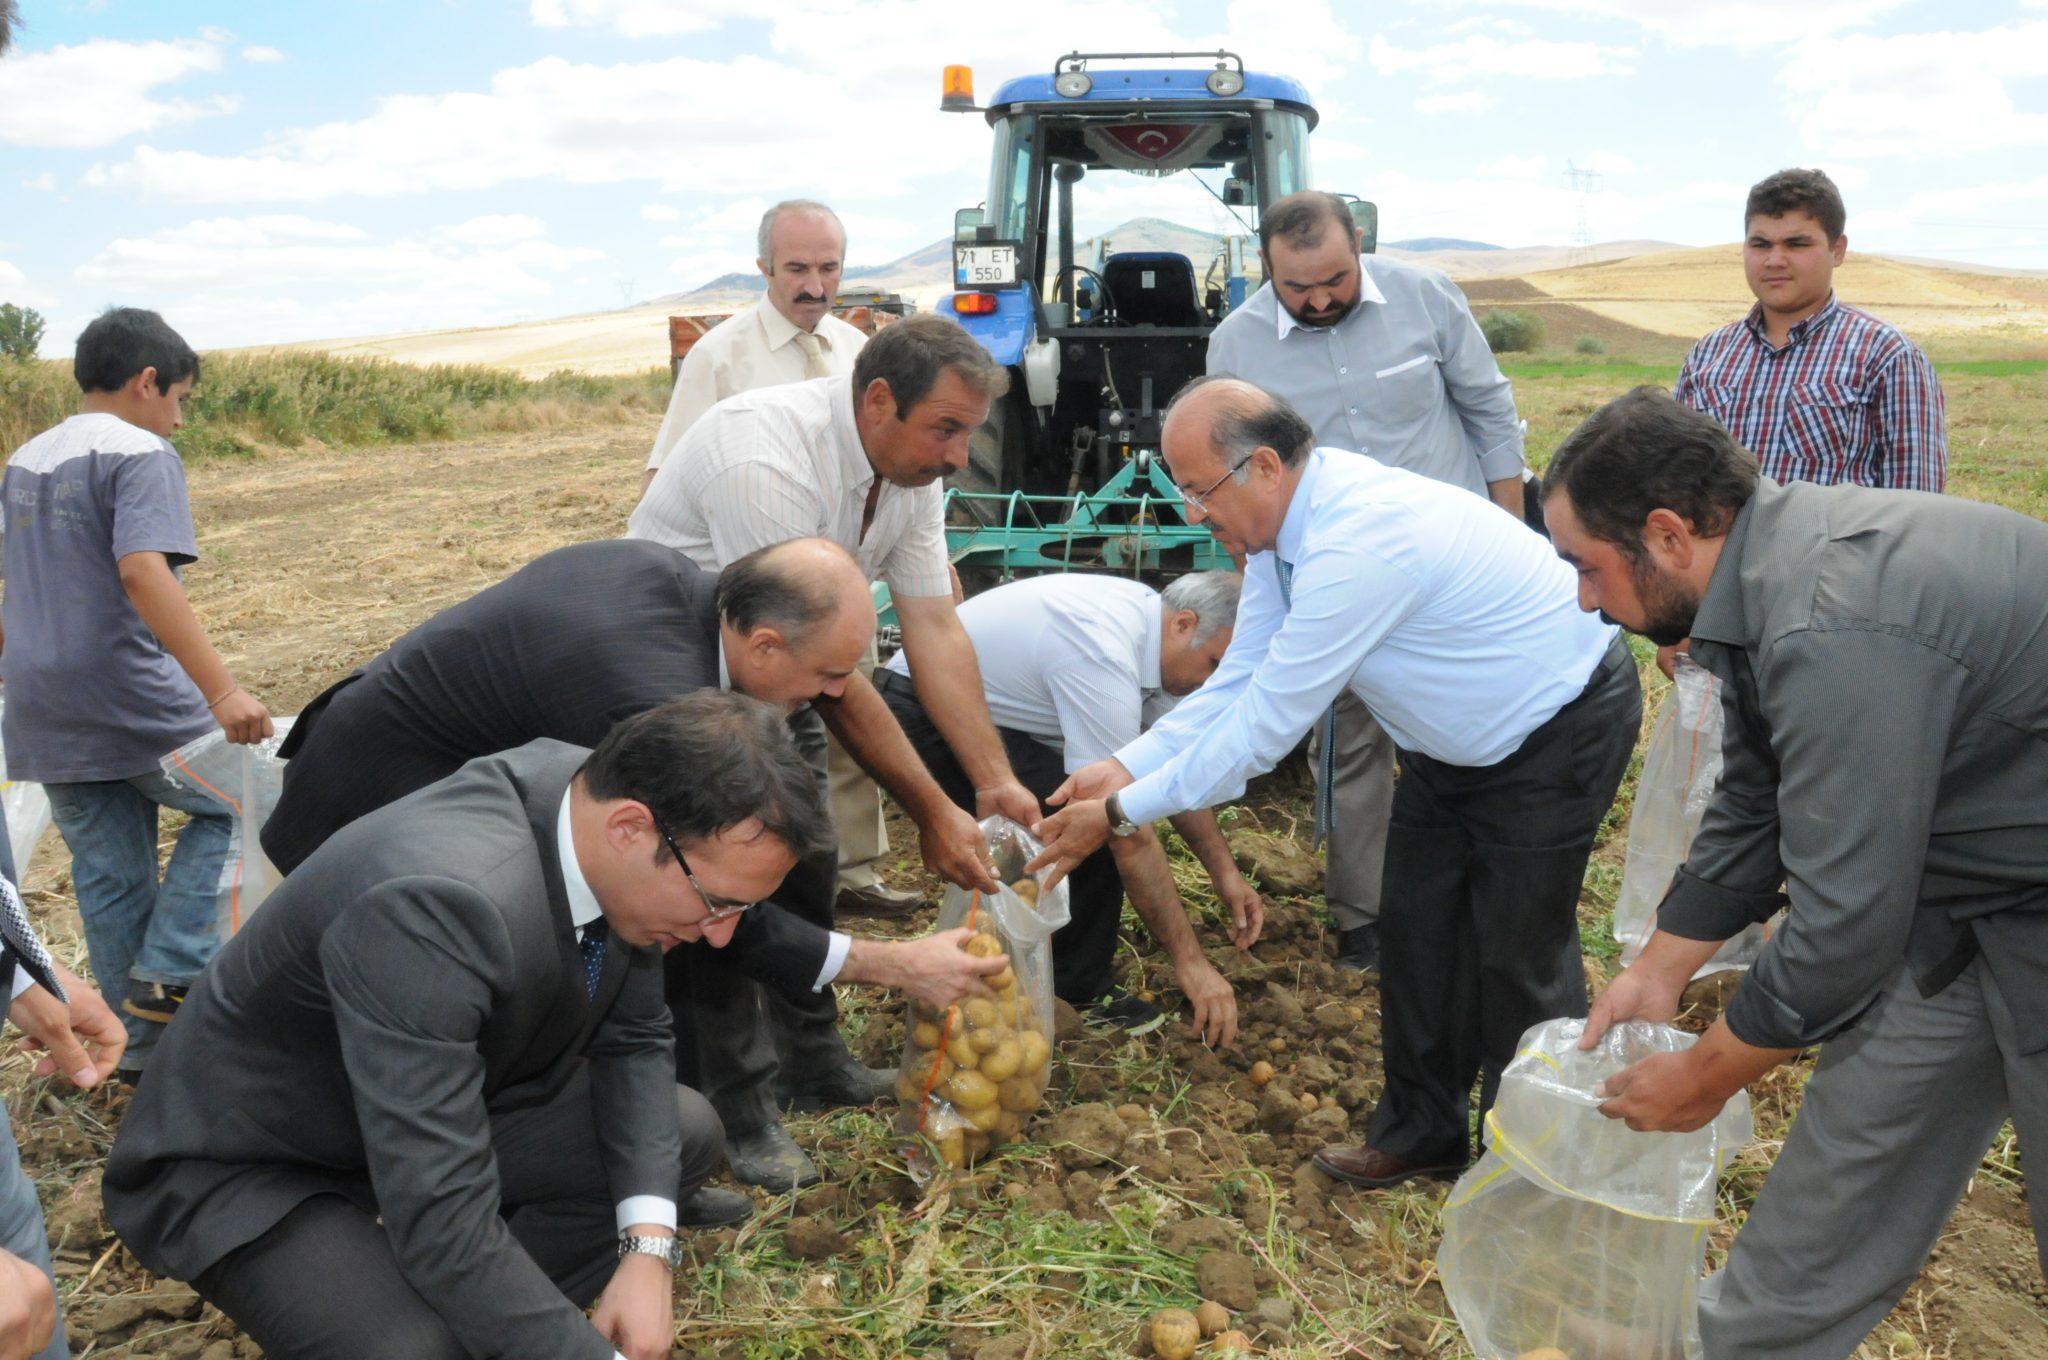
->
[1052, 263, 1117, 325]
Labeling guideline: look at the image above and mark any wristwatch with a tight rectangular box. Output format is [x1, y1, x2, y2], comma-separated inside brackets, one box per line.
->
[1104, 793, 1140, 839]
[617, 1233, 683, 1270]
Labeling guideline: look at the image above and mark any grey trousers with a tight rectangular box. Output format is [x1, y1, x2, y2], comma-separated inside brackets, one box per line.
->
[1, 1117, 67, 1360]
[827, 638, 894, 892]
[1700, 954, 2046, 1359]
[1315, 690, 1394, 931]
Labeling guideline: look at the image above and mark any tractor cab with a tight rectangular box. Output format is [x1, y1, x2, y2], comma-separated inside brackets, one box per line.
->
[935, 51, 1374, 582]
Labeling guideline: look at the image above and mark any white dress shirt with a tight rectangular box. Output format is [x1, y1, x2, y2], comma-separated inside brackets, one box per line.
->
[626, 375, 953, 601]
[883, 574, 1179, 774]
[645, 301, 867, 472]
[555, 792, 677, 1237]
[1116, 448, 1617, 825]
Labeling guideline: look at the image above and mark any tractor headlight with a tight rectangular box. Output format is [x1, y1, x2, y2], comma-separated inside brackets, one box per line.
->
[1205, 68, 1244, 97]
[1054, 71, 1093, 98]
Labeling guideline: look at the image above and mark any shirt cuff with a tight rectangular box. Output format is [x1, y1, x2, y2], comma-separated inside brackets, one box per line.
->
[1475, 434, 1527, 484]
[615, 1196, 677, 1234]
[1656, 867, 1784, 943]
[814, 931, 852, 991]
[1118, 773, 1174, 827]
[1115, 728, 1173, 782]
[9, 968, 35, 1001]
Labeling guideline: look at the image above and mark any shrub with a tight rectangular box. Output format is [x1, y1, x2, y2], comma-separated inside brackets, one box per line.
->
[1575, 335, 1606, 355]
[0, 303, 45, 362]
[1480, 309, 1543, 354]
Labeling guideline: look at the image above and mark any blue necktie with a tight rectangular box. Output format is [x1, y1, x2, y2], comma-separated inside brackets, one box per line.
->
[579, 917, 609, 1001]
[1275, 559, 1338, 850]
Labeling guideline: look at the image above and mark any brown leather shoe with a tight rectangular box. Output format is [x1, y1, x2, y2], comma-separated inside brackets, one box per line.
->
[1312, 1143, 1467, 1189]
[835, 882, 927, 919]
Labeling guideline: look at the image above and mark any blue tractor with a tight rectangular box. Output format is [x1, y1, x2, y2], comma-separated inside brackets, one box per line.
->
[933, 50, 1375, 583]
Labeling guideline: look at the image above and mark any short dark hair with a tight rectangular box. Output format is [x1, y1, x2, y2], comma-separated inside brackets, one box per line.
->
[581, 691, 833, 863]
[1745, 168, 1846, 242]
[1258, 190, 1354, 257]
[716, 540, 849, 648]
[1, 0, 20, 57]
[853, 312, 1009, 420]
[73, 307, 199, 395]
[1543, 387, 1759, 561]
[1167, 374, 1316, 469]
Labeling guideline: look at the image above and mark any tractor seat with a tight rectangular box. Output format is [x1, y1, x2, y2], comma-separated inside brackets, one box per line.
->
[1102, 252, 1205, 328]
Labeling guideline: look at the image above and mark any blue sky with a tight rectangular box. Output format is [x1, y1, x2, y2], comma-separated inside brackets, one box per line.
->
[3, 0, 2044, 353]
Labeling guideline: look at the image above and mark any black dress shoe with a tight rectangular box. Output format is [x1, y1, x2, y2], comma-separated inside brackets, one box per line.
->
[1077, 988, 1163, 1032]
[725, 1123, 821, 1192]
[680, 1185, 754, 1228]
[1335, 924, 1381, 975]
[777, 1057, 896, 1113]
[834, 883, 926, 919]
[1312, 1143, 1466, 1189]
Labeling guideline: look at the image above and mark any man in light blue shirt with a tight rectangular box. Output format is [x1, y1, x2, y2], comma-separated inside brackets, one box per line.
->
[1206, 190, 1528, 976]
[1032, 377, 1640, 1189]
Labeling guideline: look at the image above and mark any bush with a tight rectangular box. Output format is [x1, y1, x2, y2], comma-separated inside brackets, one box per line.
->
[1479, 309, 1544, 354]
[1575, 335, 1606, 355]
[0, 303, 45, 362]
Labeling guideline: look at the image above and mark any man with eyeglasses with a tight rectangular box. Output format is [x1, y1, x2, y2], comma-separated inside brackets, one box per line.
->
[261, 536, 1006, 1209]
[107, 693, 828, 1360]
[1031, 378, 1638, 1194]
[1205, 190, 1529, 978]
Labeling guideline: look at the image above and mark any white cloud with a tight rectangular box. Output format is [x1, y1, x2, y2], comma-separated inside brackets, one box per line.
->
[0, 261, 24, 290]
[435, 214, 548, 246]
[1409, 0, 1913, 49]
[23, 173, 57, 193]
[1370, 33, 1637, 82]
[1581, 151, 1634, 177]
[1790, 22, 2048, 158]
[663, 250, 758, 287]
[71, 214, 606, 347]
[241, 46, 286, 63]
[639, 204, 682, 222]
[0, 37, 238, 149]
[1415, 91, 1496, 115]
[1481, 154, 1548, 180]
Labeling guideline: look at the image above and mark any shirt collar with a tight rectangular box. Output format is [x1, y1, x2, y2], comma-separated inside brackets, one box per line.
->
[1274, 255, 1386, 340]
[756, 299, 831, 353]
[1742, 293, 1841, 350]
[1686, 481, 1768, 646]
[1139, 593, 1164, 693]
[716, 632, 732, 691]
[555, 788, 605, 933]
[1271, 447, 1327, 568]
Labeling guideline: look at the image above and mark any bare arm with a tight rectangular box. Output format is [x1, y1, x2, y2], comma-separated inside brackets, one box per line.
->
[117, 551, 271, 743]
[1166, 809, 1264, 949]
[892, 594, 1035, 825]
[1486, 473, 1525, 520]
[1108, 828, 1238, 1047]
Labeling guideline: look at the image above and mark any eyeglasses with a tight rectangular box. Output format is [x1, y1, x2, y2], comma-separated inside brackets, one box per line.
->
[648, 811, 760, 924]
[1179, 452, 1255, 514]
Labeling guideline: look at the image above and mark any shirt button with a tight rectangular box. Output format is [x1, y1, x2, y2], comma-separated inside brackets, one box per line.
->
[1349, 407, 1358, 414]
[1339, 367, 1348, 374]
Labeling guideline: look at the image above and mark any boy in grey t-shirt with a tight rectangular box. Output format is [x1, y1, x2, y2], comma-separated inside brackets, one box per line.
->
[0, 308, 271, 1078]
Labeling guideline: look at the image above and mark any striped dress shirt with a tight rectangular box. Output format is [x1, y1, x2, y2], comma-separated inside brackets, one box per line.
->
[1673, 295, 1947, 491]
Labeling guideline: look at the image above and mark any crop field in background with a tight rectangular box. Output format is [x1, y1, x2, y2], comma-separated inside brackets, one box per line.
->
[0, 359, 2042, 1358]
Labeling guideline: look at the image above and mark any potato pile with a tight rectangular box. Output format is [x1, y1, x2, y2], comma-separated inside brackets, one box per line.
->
[898, 882, 1054, 1169]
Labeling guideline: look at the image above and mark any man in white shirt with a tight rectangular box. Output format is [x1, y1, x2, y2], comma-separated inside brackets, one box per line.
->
[877, 571, 1265, 1045]
[644, 200, 920, 922]
[1206, 190, 1529, 977]
[629, 314, 1042, 1189]
[1031, 377, 1640, 1191]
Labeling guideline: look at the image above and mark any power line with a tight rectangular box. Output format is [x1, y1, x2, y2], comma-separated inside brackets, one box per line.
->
[1565, 160, 1601, 268]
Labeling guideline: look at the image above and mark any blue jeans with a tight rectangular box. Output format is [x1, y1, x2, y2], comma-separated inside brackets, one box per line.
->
[1, 1117, 68, 1359]
[44, 771, 233, 1071]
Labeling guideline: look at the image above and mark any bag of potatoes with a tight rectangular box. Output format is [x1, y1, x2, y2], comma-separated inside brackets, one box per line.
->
[896, 816, 1070, 1174]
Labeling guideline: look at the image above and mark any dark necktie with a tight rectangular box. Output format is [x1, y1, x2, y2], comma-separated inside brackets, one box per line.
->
[1275, 558, 1338, 850]
[579, 917, 609, 1001]
[1, 876, 65, 1002]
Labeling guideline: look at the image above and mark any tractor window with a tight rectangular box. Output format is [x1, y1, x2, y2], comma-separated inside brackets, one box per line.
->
[1254, 110, 1313, 202]
[985, 113, 1038, 245]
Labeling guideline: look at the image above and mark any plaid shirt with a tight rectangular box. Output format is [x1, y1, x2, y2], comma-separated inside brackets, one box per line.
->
[1673, 295, 1947, 491]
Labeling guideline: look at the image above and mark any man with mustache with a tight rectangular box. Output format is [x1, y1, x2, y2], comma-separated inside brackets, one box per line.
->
[629, 314, 1040, 1190]
[646, 201, 926, 923]
[1203, 190, 1528, 978]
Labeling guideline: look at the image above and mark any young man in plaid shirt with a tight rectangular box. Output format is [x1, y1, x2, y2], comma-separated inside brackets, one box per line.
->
[1675, 168, 1946, 493]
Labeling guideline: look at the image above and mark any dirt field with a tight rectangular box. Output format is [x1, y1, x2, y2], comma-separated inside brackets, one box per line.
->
[6, 415, 2043, 1358]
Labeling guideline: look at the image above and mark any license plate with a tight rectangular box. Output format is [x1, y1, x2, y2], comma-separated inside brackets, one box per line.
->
[955, 244, 1018, 288]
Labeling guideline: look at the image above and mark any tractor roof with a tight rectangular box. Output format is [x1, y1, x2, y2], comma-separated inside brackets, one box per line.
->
[986, 66, 1316, 127]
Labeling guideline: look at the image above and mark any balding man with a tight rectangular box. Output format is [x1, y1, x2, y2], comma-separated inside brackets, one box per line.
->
[1207, 190, 1530, 977]
[647, 200, 919, 921]
[1032, 378, 1639, 1192]
[262, 537, 1005, 1214]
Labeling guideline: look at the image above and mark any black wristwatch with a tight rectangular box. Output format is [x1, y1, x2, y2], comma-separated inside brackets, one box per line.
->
[617, 1233, 683, 1270]
[1104, 793, 1140, 839]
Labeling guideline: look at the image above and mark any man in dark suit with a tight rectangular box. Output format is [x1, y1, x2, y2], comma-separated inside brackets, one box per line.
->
[261, 535, 1003, 1194]
[107, 693, 833, 1360]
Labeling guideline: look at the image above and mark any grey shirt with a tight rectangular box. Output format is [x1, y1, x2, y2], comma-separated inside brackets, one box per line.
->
[1660, 478, 2048, 1052]
[1, 414, 216, 783]
[1205, 255, 1525, 497]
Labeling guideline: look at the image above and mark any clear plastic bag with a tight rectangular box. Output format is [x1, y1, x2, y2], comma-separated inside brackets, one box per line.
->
[1439, 1018, 1753, 1360]
[159, 719, 295, 935]
[1613, 656, 1775, 976]
[0, 698, 54, 881]
[895, 816, 1070, 1176]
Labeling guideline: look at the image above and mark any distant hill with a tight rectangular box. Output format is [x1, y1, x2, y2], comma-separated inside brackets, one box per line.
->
[1386, 236, 1501, 252]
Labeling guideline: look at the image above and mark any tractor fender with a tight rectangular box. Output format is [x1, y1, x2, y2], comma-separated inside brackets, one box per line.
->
[939, 287, 1035, 368]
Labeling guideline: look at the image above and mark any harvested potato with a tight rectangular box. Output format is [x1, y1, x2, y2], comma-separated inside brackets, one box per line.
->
[963, 932, 1005, 959]
[933, 1127, 965, 1168]
[993, 1109, 1023, 1141]
[963, 998, 1001, 1029]
[1213, 1330, 1255, 1354]
[1249, 1060, 1275, 1087]
[1116, 1103, 1150, 1125]
[980, 1036, 1025, 1083]
[1016, 1030, 1051, 1075]
[912, 1020, 943, 1051]
[1514, 1351, 1570, 1360]
[1150, 1308, 1200, 1360]
[988, 964, 1017, 991]
[968, 1023, 1009, 1056]
[1011, 878, 1040, 903]
[1194, 1300, 1229, 1337]
[997, 1074, 1042, 1113]
[962, 1100, 1003, 1133]
[946, 1070, 998, 1110]
[946, 1031, 979, 1069]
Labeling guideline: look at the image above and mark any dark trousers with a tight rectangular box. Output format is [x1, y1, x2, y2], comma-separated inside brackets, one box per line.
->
[191, 1069, 723, 1360]
[1365, 638, 1642, 1163]
[667, 704, 846, 1135]
[875, 670, 1125, 1004]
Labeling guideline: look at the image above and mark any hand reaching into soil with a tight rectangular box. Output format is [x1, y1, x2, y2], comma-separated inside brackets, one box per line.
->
[1175, 957, 1239, 1049]
[592, 1249, 673, 1360]
[1217, 875, 1265, 951]
[918, 801, 999, 892]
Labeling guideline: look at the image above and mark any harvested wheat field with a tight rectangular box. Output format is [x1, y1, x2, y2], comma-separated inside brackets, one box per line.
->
[4, 411, 2043, 1359]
